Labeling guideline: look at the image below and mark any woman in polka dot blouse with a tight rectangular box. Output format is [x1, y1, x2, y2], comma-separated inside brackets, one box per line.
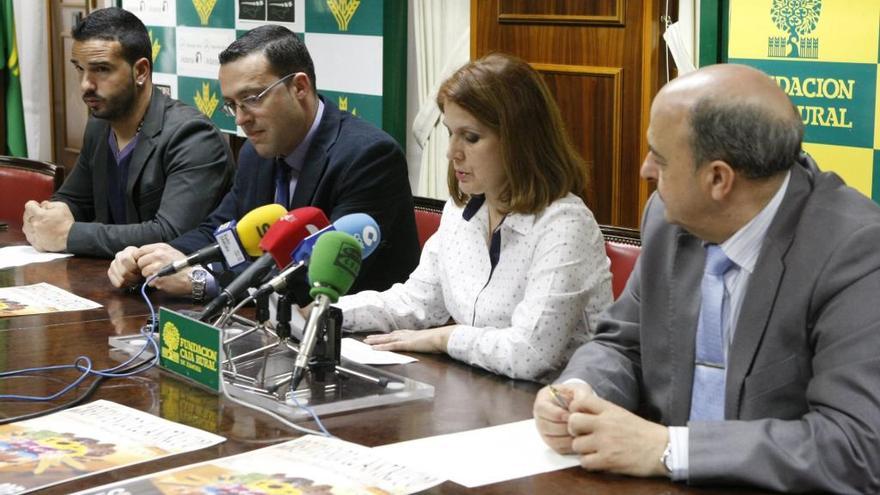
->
[333, 53, 614, 383]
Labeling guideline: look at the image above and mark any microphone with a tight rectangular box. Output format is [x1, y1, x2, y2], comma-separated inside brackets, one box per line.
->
[214, 203, 288, 268]
[291, 212, 382, 263]
[155, 204, 286, 277]
[288, 231, 362, 391]
[259, 207, 330, 268]
[198, 207, 328, 322]
[253, 213, 381, 298]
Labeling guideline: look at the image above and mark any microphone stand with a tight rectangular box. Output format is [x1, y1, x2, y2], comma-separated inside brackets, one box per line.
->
[264, 304, 343, 396]
[274, 293, 294, 341]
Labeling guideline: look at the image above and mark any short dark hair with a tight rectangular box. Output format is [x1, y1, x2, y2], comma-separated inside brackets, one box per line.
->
[689, 98, 804, 179]
[437, 53, 588, 213]
[219, 25, 316, 88]
[72, 7, 152, 70]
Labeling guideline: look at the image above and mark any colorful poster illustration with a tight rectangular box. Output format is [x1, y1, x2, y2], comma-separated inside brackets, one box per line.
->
[0, 400, 225, 494]
[71, 435, 443, 495]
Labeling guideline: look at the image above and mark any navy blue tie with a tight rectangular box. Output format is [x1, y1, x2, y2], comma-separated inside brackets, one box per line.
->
[689, 244, 735, 421]
[275, 157, 291, 208]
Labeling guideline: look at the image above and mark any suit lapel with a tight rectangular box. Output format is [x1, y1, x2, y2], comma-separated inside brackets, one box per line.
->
[257, 154, 278, 205]
[125, 88, 164, 221]
[291, 97, 340, 209]
[725, 164, 813, 417]
[91, 121, 112, 223]
[667, 230, 705, 424]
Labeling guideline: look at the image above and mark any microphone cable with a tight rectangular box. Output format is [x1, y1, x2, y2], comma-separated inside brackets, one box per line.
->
[216, 318, 333, 438]
[0, 275, 163, 423]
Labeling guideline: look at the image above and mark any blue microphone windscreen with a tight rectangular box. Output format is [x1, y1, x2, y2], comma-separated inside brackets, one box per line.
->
[332, 213, 381, 258]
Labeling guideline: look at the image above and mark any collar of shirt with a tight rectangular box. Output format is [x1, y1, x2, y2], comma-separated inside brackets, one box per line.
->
[280, 98, 325, 173]
[719, 169, 791, 274]
[108, 130, 140, 164]
[461, 195, 534, 236]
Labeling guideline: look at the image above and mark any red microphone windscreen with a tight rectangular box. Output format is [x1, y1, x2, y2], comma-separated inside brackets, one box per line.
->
[259, 207, 330, 268]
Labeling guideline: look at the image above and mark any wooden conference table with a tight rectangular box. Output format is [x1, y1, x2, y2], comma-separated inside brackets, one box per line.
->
[0, 227, 764, 494]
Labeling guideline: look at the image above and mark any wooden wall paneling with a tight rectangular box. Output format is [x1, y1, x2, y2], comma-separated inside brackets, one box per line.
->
[498, 0, 624, 26]
[534, 64, 622, 225]
[472, 0, 664, 228]
[639, 0, 664, 213]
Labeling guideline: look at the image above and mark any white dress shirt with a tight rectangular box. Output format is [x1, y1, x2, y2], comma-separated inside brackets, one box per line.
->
[334, 193, 614, 382]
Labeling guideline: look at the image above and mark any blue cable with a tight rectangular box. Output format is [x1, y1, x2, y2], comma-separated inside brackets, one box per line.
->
[0, 275, 161, 401]
[0, 357, 93, 401]
[287, 393, 333, 437]
[88, 275, 160, 377]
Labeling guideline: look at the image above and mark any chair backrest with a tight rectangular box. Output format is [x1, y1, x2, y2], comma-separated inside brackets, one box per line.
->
[411, 197, 642, 300]
[0, 156, 65, 228]
[413, 196, 445, 249]
[600, 225, 641, 300]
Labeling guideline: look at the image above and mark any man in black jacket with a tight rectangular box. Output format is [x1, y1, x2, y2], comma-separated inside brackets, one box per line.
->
[108, 25, 419, 303]
[23, 7, 233, 258]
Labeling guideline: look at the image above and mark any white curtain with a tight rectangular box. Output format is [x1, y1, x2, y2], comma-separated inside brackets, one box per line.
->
[408, 0, 469, 200]
[12, 0, 52, 161]
[663, 0, 699, 77]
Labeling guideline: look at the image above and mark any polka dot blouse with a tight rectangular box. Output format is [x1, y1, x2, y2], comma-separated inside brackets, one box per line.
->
[334, 193, 613, 383]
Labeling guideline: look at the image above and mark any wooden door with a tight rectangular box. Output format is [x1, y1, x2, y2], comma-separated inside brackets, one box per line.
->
[49, 0, 95, 169]
[472, 0, 667, 227]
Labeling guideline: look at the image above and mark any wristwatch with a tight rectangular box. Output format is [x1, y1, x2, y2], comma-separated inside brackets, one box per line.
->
[660, 441, 673, 476]
[189, 267, 209, 302]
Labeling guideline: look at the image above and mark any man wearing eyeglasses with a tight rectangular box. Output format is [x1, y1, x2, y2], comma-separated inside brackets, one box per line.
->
[22, 7, 234, 258]
[108, 25, 419, 304]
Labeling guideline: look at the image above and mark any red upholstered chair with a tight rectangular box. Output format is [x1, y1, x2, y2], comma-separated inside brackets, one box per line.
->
[413, 195, 445, 249]
[0, 156, 65, 228]
[600, 225, 641, 300]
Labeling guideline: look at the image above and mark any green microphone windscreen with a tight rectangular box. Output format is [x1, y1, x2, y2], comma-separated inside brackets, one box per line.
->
[308, 231, 363, 302]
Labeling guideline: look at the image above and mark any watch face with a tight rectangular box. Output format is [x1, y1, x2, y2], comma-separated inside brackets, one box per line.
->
[191, 269, 208, 282]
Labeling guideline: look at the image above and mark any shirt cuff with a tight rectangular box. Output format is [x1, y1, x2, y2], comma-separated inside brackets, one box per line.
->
[445, 325, 472, 362]
[561, 377, 588, 385]
[668, 426, 688, 481]
[204, 270, 219, 299]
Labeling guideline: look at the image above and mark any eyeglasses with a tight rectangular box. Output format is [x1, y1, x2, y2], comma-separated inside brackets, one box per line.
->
[221, 72, 298, 117]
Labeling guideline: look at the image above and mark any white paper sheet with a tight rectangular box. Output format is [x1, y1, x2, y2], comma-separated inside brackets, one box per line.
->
[342, 337, 418, 365]
[0, 245, 73, 269]
[268, 293, 418, 365]
[374, 419, 580, 488]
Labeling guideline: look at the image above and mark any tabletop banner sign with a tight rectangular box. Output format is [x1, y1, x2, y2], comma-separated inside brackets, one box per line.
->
[159, 308, 220, 392]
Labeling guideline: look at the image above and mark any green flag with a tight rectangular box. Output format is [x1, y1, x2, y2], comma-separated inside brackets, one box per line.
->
[0, 0, 26, 157]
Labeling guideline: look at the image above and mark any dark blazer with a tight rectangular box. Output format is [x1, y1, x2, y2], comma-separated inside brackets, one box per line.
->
[171, 97, 420, 297]
[53, 87, 234, 258]
[560, 155, 880, 492]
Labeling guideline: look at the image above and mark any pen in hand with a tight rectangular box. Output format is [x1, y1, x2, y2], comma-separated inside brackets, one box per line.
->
[548, 385, 571, 410]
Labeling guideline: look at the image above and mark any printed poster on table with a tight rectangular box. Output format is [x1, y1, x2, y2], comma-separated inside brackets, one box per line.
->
[0, 283, 102, 318]
[0, 400, 225, 495]
[71, 435, 443, 495]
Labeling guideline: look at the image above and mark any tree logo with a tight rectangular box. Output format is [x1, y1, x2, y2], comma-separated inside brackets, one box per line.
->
[769, 0, 822, 59]
[161, 321, 180, 363]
